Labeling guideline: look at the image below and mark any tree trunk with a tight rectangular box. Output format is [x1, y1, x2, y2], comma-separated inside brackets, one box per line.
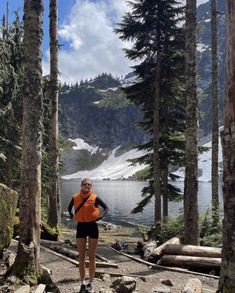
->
[161, 244, 221, 258]
[158, 254, 221, 268]
[10, 0, 43, 284]
[153, 237, 181, 257]
[184, 0, 199, 245]
[219, 1, 235, 291]
[162, 167, 168, 222]
[211, 0, 219, 229]
[153, 51, 162, 226]
[5, 151, 13, 188]
[48, 0, 60, 230]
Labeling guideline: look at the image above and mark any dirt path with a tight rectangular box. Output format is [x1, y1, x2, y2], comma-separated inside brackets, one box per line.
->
[4, 225, 219, 293]
[38, 243, 219, 293]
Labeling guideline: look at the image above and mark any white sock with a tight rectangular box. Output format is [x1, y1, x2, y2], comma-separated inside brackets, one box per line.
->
[81, 280, 86, 285]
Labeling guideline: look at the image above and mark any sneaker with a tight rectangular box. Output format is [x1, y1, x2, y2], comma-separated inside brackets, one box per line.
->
[79, 284, 86, 293]
[86, 283, 94, 293]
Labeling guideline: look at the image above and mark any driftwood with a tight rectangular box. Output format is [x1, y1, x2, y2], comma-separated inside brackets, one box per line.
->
[110, 246, 219, 280]
[152, 237, 181, 257]
[40, 245, 118, 268]
[158, 254, 221, 268]
[40, 239, 108, 262]
[143, 237, 181, 262]
[161, 244, 221, 258]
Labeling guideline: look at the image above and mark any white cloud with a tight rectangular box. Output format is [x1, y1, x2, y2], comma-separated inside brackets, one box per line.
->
[43, 0, 133, 83]
[43, 0, 209, 83]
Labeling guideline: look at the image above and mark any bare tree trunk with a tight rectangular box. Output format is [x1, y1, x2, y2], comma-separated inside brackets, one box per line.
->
[48, 0, 60, 230]
[184, 0, 199, 245]
[219, 1, 235, 291]
[5, 151, 13, 188]
[162, 167, 168, 222]
[11, 0, 43, 283]
[153, 53, 161, 225]
[211, 0, 219, 229]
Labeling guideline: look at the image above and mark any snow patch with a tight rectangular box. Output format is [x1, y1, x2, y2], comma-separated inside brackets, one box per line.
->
[69, 138, 98, 154]
[197, 43, 209, 52]
[62, 146, 147, 180]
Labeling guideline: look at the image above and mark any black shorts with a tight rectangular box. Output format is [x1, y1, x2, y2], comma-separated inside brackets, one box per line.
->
[76, 221, 99, 239]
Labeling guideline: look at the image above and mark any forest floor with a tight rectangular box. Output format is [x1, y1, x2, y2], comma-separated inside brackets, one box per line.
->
[1, 224, 219, 293]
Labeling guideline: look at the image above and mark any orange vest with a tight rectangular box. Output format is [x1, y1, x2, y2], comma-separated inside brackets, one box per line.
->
[73, 191, 100, 222]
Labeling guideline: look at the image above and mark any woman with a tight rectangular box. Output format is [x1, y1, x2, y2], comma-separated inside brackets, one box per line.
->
[68, 178, 108, 293]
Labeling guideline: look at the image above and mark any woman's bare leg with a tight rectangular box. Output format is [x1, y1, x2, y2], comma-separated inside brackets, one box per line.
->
[77, 238, 87, 282]
[88, 238, 98, 283]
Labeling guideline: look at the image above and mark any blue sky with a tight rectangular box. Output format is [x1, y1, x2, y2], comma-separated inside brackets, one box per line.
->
[0, 0, 208, 83]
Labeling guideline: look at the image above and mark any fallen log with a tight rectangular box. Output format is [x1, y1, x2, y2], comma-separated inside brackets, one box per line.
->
[40, 239, 108, 263]
[143, 237, 181, 262]
[158, 254, 221, 268]
[161, 244, 221, 258]
[153, 237, 181, 257]
[110, 246, 219, 279]
[40, 246, 118, 268]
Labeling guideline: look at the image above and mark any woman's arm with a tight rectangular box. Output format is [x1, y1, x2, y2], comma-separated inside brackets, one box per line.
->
[95, 196, 109, 221]
[68, 197, 74, 219]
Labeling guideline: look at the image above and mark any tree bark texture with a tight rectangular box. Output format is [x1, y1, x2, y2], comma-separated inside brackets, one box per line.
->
[161, 244, 221, 258]
[219, 1, 235, 291]
[211, 0, 219, 228]
[158, 254, 221, 268]
[184, 0, 199, 245]
[12, 0, 43, 282]
[153, 52, 162, 225]
[162, 167, 168, 222]
[48, 0, 60, 229]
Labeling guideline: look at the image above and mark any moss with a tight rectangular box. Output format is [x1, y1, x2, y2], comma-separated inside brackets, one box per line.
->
[0, 184, 18, 253]
[41, 222, 59, 241]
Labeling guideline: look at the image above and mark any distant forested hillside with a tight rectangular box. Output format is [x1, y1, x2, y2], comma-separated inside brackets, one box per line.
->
[59, 0, 226, 146]
[197, 0, 225, 135]
[59, 73, 147, 148]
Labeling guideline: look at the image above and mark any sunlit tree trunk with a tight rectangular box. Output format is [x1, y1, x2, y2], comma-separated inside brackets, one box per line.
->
[11, 0, 43, 283]
[219, 1, 235, 291]
[211, 0, 219, 229]
[184, 0, 199, 245]
[48, 0, 60, 231]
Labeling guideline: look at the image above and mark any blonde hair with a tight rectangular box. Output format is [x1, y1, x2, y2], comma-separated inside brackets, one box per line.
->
[81, 178, 92, 186]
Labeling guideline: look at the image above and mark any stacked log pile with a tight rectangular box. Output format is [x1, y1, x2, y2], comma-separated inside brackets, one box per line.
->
[143, 237, 221, 269]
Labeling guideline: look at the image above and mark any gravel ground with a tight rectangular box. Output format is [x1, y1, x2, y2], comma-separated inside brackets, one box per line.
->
[39, 243, 219, 293]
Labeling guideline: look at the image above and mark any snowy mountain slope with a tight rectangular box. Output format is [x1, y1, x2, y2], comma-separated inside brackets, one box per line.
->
[62, 145, 147, 180]
[62, 133, 223, 182]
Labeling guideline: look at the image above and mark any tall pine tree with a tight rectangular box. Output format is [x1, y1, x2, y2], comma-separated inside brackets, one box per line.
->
[116, 0, 185, 225]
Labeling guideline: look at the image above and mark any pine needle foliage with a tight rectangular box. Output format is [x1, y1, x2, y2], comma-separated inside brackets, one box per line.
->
[116, 0, 186, 218]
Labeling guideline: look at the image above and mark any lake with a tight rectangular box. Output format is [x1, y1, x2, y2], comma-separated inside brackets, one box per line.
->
[61, 179, 223, 227]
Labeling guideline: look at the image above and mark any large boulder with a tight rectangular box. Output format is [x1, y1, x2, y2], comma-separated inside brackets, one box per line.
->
[0, 184, 18, 258]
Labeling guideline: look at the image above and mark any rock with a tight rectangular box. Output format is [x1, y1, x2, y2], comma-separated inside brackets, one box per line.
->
[182, 278, 202, 293]
[0, 184, 18, 256]
[111, 276, 137, 293]
[15, 285, 30, 293]
[6, 274, 17, 284]
[160, 279, 173, 287]
[101, 273, 111, 282]
[34, 284, 46, 293]
[151, 285, 171, 293]
[4, 252, 16, 268]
